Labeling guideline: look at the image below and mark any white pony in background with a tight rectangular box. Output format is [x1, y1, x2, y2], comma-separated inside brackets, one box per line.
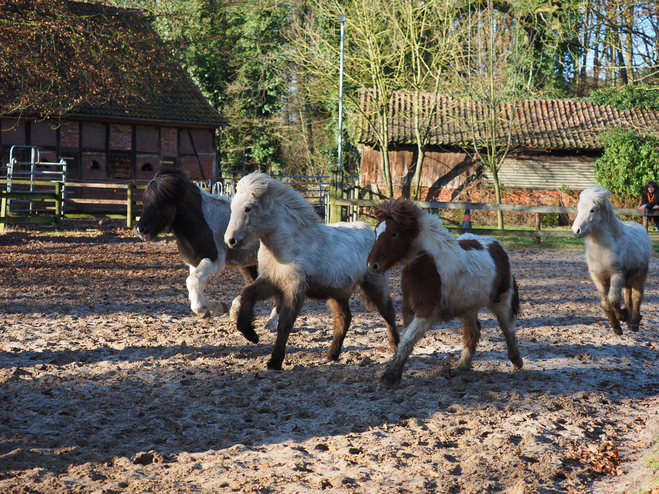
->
[572, 186, 652, 334]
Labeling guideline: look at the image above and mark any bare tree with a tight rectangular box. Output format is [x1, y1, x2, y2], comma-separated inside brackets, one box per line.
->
[452, 0, 535, 229]
[290, 0, 406, 197]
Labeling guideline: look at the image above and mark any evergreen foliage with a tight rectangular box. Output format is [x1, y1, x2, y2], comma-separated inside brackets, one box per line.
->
[594, 129, 659, 196]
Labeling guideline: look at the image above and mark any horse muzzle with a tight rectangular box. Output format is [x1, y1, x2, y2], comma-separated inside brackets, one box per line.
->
[571, 227, 583, 238]
[226, 236, 243, 249]
[135, 226, 152, 242]
[367, 262, 382, 275]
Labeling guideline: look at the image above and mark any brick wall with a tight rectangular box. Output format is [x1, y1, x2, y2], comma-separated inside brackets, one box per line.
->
[60, 121, 79, 148]
[161, 127, 177, 157]
[31, 121, 57, 147]
[109, 124, 132, 151]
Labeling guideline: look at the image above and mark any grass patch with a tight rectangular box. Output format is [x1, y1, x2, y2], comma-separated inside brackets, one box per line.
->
[499, 235, 585, 250]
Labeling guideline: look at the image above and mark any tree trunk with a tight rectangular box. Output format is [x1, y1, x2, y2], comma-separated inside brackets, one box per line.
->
[411, 93, 425, 201]
[491, 166, 504, 230]
[379, 110, 394, 198]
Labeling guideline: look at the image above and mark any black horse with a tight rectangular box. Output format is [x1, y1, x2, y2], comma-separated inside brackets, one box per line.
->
[136, 169, 277, 327]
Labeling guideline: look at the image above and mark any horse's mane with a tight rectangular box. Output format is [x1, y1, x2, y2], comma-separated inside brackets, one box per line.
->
[238, 172, 320, 226]
[145, 169, 198, 204]
[581, 186, 625, 237]
[375, 198, 423, 230]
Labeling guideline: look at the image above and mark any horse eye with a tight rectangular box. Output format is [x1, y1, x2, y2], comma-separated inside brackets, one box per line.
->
[391, 232, 397, 238]
[590, 208, 595, 213]
[244, 206, 252, 213]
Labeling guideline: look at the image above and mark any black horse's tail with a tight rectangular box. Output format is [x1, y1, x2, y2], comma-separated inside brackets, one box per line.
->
[511, 275, 521, 319]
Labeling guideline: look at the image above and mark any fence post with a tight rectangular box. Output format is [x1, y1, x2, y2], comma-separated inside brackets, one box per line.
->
[329, 167, 343, 223]
[55, 182, 62, 231]
[0, 192, 6, 234]
[643, 210, 649, 231]
[127, 184, 134, 229]
[535, 213, 542, 244]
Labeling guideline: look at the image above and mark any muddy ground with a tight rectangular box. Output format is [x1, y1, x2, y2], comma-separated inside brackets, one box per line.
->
[1, 223, 659, 493]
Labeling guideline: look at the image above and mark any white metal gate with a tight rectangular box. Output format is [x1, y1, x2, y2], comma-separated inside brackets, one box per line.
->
[4, 145, 67, 213]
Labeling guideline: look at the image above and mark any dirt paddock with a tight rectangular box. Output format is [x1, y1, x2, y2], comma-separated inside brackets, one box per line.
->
[1, 224, 659, 493]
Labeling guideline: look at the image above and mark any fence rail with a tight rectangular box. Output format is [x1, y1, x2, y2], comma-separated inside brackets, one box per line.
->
[333, 197, 659, 241]
[4, 174, 658, 241]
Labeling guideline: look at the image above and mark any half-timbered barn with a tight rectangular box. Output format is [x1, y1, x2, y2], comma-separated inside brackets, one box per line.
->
[0, 0, 226, 187]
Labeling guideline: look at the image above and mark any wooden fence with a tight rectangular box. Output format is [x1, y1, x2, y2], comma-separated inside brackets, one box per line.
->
[333, 197, 659, 242]
[3, 176, 658, 242]
[0, 180, 142, 232]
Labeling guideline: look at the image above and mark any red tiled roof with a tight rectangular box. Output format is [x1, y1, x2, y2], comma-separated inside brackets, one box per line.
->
[356, 90, 659, 150]
[0, 0, 227, 127]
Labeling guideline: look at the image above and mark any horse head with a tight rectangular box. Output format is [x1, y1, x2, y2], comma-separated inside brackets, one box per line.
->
[225, 173, 271, 249]
[571, 186, 613, 238]
[367, 198, 422, 274]
[136, 169, 189, 241]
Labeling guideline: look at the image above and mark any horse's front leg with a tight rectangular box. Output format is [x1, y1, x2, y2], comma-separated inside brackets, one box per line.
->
[592, 276, 622, 335]
[186, 258, 224, 321]
[381, 316, 432, 389]
[361, 272, 400, 352]
[267, 293, 305, 371]
[236, 278, 280, 344]
[491, 300, 523, 370]
[230, 266, 279, 331]
[608, 272, 629, 324]
[326, 297, 352, 361]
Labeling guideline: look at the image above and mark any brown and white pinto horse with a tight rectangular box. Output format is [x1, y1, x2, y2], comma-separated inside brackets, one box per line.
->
[367, 198, 523, 388]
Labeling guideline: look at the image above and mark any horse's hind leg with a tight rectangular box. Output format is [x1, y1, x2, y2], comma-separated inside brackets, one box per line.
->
[627, 271, 647, 332]
[457, 312, 482, 371]
[360, 272, 400, 352]
[491, 298, 523, 370]
[326, 297, 352, 361]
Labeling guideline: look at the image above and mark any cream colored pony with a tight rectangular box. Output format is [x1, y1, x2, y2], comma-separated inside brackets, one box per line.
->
[572, 187, 652, 334]
[224, 173, 399, 370]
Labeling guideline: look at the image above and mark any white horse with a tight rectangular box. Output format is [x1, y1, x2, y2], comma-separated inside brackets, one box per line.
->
[224, 172, 399, 370]
[572, 186, 652, 334]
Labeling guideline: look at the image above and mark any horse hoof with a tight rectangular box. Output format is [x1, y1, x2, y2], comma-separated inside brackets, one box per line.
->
[209, 302, 229, 314]
[324, 350, 340, 361]
[512, 358, 524, 370]
[266, 359, 283, 371]
[239, 328, 259, 344]
[628, 324, 640, 333]
[196, 310, 211, 321]
[612, 326, 623, 336]
[380, 369, 402, 389]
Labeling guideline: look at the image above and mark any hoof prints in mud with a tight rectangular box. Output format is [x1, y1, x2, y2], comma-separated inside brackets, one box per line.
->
[1, 232, 659, 493]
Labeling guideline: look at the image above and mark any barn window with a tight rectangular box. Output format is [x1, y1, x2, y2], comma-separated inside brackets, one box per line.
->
[141, 162, 153, 172]
[88, 160, 100, 170]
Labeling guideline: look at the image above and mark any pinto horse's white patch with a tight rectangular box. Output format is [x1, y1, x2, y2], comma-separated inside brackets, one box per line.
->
[375, 220, 387, 240]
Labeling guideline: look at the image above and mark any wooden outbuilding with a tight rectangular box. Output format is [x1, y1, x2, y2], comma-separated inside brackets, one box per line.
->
[356, 90, 659, 201]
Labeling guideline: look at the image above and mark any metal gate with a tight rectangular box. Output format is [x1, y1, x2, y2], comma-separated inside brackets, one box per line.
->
[3, 145, 67, 213]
